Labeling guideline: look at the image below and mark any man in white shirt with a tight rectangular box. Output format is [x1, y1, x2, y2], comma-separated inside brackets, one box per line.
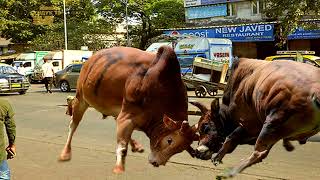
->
[17, 63, 26, 75]
[41, 58, 55, 93]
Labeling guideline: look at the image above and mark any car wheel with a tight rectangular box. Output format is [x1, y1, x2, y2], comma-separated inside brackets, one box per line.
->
[19, 90, 26, 95]
[60, 81, 71, 92]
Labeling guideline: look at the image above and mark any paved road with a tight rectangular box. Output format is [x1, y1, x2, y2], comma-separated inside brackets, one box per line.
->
[2, 84, 320, 180]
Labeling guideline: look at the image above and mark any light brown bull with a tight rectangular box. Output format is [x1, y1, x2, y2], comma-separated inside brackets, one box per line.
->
[193, 58, 320, 178]
[58, 46, 198, 173]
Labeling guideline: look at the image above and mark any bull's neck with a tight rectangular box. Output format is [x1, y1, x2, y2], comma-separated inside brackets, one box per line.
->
[219, 109, 238, 138]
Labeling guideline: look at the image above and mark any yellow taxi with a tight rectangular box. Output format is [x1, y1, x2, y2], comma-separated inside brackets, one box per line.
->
[265, 51, 320, 67]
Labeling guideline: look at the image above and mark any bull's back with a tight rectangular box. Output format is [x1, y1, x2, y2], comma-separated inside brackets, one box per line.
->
[77, 47, 155, 115]
[230, 59, 320, 135]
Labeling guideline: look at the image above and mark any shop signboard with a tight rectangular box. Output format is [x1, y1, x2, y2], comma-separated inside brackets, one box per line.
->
[184, 0, 201, 7]
[164, 23, 274, 42]
[184, 0, 245, 7]
[186, 4, 227, 19]
[200, 0, 244, 5]
[288, 28, 320, 40]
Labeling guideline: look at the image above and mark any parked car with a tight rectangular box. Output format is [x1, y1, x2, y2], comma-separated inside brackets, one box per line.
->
[265, 51, 320, 67]
[0, 63, 30, 94]
[54, 63, 83, 92]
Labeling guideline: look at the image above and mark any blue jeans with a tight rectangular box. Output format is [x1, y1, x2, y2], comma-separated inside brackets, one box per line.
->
[0, 160, 10, 180]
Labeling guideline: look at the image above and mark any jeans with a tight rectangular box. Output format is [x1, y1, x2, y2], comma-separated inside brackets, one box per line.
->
[0, 160, 10, 180]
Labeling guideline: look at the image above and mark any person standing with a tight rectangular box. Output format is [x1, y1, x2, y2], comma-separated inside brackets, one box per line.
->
[0, 99, 16, 180]
[41, 58, 55, 93]
[17, 63, 26, 75]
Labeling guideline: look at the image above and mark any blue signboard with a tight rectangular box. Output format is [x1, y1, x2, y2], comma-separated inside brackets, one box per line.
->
[186, 4, 227, 19]
[201, 0, 227, 5]
[288, 28, 320, 40]
[164, 24, 275, 42]
[200, 0, 244, 5]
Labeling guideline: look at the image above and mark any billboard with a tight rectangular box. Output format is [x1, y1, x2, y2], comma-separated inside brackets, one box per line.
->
[186, 4, 227, 19]
[164, 23, 275, 42]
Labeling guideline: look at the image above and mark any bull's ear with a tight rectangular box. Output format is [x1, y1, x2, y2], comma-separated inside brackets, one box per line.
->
[163, 114, 179, 130]
[189, 101, 208, 114]
[211, 98, 220, 115]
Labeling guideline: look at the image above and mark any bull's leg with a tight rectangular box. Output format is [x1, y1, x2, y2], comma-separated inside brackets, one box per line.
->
[283, 139, 294, 151]
[59, 97, 88, 161]
[212, 126, 247, 166]
[113, 112, 135, 174]
[130, 139, 144, 153]
[220, 118, 285, 178]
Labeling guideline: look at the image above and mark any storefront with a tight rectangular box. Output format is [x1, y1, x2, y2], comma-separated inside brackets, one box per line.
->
[287, 28, 320, 55]
[163, 22, 277, 59]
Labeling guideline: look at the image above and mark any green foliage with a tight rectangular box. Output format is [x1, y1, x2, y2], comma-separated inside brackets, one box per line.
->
[130, 0, 186, 49]
[97, 0, 186, 49]
[265, 0, 320, 46]
[1, 0, 185, 51]
[0, 0, 115, 51]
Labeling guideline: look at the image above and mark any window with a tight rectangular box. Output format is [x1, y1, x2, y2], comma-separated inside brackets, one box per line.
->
[52, 61, 59, 67]
[0, 66, 17, 74]
[24, 62, 32, 67]
[227, 3, 237, 16]
[252, 0, 264, 15]
[71, 64, 82, 73]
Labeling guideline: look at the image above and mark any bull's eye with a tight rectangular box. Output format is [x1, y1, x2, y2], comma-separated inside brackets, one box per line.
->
[167, 138, 173, 145]
[201, 123, 210, 134]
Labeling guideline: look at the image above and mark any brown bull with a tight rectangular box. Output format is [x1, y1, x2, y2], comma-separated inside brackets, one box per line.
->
[59, 46, 198, 173]
[192, 58, 320, 178]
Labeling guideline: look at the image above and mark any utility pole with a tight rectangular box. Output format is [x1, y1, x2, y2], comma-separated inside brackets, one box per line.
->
[125, 0, 130, 47]
[63, 0, 68, 50]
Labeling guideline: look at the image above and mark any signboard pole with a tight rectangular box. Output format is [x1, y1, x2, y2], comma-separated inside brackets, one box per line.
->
[63, 0, 68, 50]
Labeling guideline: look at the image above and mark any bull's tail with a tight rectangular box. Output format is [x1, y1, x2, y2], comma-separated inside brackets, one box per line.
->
[65, 96, 75, 116]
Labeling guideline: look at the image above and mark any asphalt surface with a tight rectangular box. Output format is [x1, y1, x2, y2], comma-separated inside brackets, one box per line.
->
[1, 84, 320, 180]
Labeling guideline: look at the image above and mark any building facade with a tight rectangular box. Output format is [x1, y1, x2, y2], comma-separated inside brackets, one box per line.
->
[163, 0, 320, 59]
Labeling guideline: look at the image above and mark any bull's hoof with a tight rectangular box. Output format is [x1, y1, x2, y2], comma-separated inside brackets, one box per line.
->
[112, 165, 125, 174]
[58, 154, 71, 162]
[216, 168, 234, 179]
[211, 155, 223, 166]
[58, 152, 71, 162]
[283, 143, 295, 152]
[132, 146, 144, 153]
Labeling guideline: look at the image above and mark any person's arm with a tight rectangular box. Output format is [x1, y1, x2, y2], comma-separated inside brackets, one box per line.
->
[4, 102, 16, 158]
[50, 64, 55, 75]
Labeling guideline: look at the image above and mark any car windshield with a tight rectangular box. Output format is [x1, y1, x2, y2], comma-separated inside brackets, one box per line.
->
[0, 66, 18, 74]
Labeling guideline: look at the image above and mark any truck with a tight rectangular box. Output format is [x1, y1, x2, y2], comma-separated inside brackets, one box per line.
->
[13, 51, 50, 82]
[29, 50, 94, 82]
[174, 37, 233, 74]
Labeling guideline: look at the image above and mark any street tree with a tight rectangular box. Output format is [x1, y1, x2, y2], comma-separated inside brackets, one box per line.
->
[0, 0, 115, 51]
[97, 0, 186, 49]
[265, 0, 320, 46]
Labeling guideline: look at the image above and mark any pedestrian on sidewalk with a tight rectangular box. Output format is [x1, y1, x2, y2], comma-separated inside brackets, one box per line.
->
[41, 58, 55, 93]
[0, 99, 16, 180]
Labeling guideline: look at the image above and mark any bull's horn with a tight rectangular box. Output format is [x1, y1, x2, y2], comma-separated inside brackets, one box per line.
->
[189, 101, 208, 114]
